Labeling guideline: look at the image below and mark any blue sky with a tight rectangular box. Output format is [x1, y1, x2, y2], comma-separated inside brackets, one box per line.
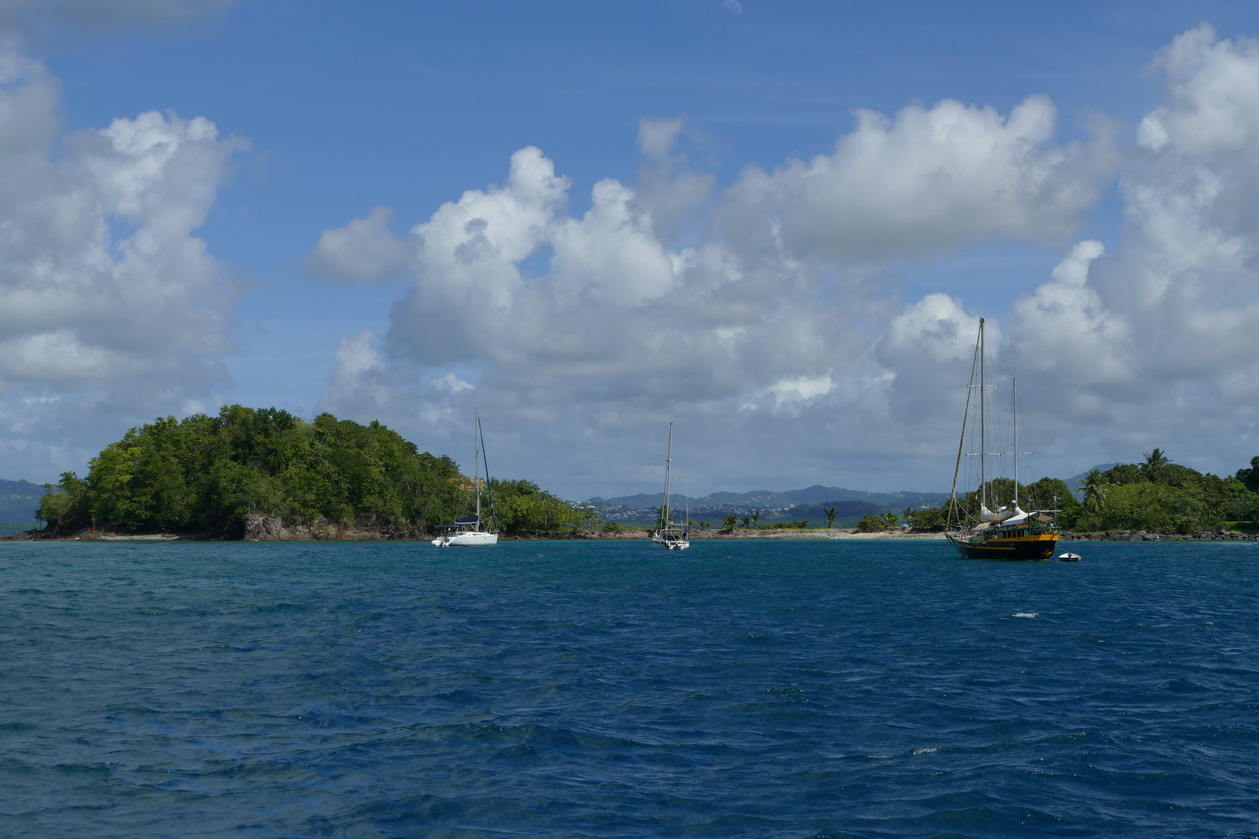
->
[2, 0, 1258, 501]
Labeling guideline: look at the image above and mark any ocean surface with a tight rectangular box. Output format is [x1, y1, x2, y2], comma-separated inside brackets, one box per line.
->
[2, 538, 1257, 838]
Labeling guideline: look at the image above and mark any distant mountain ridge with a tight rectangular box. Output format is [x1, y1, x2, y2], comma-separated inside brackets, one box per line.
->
[1, 479, 45, 524]
[586, 484, 952, 526]
[587, 468, 1119, 526]
[588, 484, 948, 510]
[1063, 465, 1119, 500]
[0, 464, 1120, 529]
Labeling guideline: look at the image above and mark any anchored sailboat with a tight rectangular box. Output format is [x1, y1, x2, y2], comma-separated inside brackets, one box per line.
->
[432, 409, 499, 547]
[650, 422, 690, 551]
[945, 318, 1059, 560]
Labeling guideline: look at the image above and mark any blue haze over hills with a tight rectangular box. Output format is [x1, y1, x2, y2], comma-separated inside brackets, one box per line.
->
[586, 485, 948, 526]
[0, 467, 1113, 528]
[585, 468, 1109, 526]
[1, 480, 45, 525]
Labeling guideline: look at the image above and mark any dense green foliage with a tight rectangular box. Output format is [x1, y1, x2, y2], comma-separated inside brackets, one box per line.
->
[491, 479, 595, 534]
[906, 451, 1259, 534]
[855, 512, 903, 532]
[1065, 454, 1258, 532]
[756, 520, 810, 530]
[37, 406, 589, 539]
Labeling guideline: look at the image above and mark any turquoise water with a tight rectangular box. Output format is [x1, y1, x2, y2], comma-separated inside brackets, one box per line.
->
[2, 539, 1257, 837]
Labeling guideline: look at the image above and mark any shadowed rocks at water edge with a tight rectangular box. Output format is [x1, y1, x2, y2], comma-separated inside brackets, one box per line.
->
[2, 520, 1254, 542]
[1059, 528, 1254, 542]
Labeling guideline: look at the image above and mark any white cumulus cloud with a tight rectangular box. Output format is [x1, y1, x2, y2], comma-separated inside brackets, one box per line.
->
[307, 206, 408, 284]
[299, 23, 1256, 495]
[313, 88, 1115, 493]
[719, 95, 1118, 263]
[0, 41, 246, 480]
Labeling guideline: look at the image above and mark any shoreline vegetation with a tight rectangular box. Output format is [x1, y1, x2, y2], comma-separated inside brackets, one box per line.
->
[13, 406, 1259, 544]
[6, 524, 1254, 543]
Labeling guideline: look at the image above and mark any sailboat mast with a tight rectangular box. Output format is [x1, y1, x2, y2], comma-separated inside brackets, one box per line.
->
[473, 408, 482, 521]
[948, 321, 984, 523]
[978, 318, 987, 512]
[663, 422, 674, 526]
[479, 415, 497, 531]
[1012, 378, 1019, 509]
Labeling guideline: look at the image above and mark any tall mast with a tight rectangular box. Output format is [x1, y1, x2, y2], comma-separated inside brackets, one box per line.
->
[1012, 378, 1019, 509]
[478, 411, 497, 531]
[978, 318, 987, 512]
[663, 422, 673, 526]
[473, 408, 482, 521]
[948, 320, 984, 523]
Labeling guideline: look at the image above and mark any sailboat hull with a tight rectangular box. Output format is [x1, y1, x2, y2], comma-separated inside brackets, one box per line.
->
[433, 531, 499, 547]
[946, 531, 1057, 560]
[432, 410, 499, 548]
[945, 319, 1061, 563]
[649, 423, 690, 551]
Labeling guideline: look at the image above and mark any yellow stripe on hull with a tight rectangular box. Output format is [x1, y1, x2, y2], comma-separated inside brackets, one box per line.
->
[948, 531, 1058, 561]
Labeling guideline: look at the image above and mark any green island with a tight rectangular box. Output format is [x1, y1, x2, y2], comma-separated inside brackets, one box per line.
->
[18, 408, 1259, 541]
[882, 448, 1259, 538]
[32, 406, 593, 540]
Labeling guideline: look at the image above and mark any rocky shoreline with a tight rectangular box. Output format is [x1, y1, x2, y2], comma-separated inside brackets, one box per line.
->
[555, 528, 1256, 542]
[4, 522, 1254, 543]
[1058, 528, 1256, 542]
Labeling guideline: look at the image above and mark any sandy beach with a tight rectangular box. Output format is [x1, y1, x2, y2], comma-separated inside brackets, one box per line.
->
[583, 528, 946, 541]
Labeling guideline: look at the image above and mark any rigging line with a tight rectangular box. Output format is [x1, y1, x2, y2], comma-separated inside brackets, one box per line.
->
[478, 411, 498, 531]
[948, 319, 983, 526]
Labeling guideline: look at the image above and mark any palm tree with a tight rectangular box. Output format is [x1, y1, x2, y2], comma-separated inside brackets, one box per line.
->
[750, 509, 762, 527]
[1078, 469, 1107, 516]
[1239, 455, 1259, 493]
[823, 506, 838, 529]
[1142, 448, 1171, 474]
[722, 514, 738, 533]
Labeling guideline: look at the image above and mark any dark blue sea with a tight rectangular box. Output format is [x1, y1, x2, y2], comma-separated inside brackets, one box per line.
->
[2, 539, 1257, 838]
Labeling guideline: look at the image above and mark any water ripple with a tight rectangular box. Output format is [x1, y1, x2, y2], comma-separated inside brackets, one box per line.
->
[1, 538, 1257, 836]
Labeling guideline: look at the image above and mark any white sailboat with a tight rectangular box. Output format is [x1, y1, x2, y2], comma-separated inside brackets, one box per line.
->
[650, 422, 690, 551]
[432, 409, 499, 547]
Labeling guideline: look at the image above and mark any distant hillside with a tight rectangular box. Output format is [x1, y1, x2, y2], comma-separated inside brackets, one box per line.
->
[585, 470, 1124, 527]
[589, 484, 948, 510]
[1064, 464, 1120, 500]
[586, 484, 951, 526]
[7, 464, 1117, 531]
[1, 479, 45, 524]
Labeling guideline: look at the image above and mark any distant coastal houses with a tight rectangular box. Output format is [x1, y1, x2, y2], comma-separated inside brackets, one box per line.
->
[0, 479, 44, 525]
[585, 486, 950, 529]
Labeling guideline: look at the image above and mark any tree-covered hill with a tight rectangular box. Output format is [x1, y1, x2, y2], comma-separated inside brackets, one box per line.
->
[1066, 452, 1259, 533]
[904, 451, 1259, 534]
[36, 406, 590, 539]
